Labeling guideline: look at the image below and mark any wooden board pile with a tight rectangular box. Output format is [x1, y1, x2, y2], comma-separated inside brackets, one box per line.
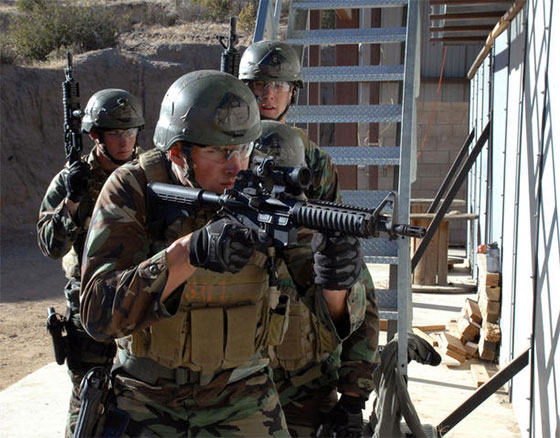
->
[438, 253, 502, 363]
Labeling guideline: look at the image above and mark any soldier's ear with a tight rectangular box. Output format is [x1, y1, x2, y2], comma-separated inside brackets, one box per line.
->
[89, 130, 100, 143]
[167, 142, 185, 166]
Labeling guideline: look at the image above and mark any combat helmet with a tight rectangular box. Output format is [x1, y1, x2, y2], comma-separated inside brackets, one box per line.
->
[254, 120, 306, 167]
[153, 70, 262, 151]
[239, 41, 304, 89]
[81, 89, 145, 133]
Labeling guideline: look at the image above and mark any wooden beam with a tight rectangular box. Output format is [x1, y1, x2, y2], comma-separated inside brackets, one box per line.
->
[430, 24, 495, 33]
[430, 11, 505, 20]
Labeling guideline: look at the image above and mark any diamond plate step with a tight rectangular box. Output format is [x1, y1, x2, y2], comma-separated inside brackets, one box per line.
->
[286, 27, 407, 45]
[376, 288, 398, 311]
[340, 189, 394, 209]
[379, 310, 398, 320]
[292, 0, 408, 9]
[323, 146, 400, 165]
[303, 65, 404, 83]
[360, 237, 397, 257]
[286, 104, 401, 124]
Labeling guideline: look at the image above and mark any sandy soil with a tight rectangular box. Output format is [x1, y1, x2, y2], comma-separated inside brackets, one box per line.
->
[0, 226, 68, 391]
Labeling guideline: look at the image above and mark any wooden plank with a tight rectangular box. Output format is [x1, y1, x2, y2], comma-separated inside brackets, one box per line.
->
[478, 337, 497, 361]
[481, 320, 501, 342]
[480, 285, 501, 302]
[413, 324, 447, 332]
[457, 313, 480, 343]
[465, 298, 483, 324]
[471, 363, 490, 387]
[437, 221, 449, 286]
[412, 284, 477, 294]
[479, 294, 501, 323]
[441, 332, 467, 356]
[379, 319, 388, 332]
[412, 327, 438, 347]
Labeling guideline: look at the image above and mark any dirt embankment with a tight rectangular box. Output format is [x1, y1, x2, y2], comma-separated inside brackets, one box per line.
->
[0, 41, 233, 390]
[1, 44, 226, 230]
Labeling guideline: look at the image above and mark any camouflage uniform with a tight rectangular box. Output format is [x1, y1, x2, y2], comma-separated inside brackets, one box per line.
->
[270, 127, 380, 436]
[37, 146, 142, 436]
[79, 147, 367, 437]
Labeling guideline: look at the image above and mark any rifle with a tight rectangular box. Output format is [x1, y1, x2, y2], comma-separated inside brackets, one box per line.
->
[147, 156, 426, 247]
[217, 16, 240, 76]
[62, 52, 84, 164]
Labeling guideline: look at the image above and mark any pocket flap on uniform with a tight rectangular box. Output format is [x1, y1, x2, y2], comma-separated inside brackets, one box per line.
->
[224, 305, 257, 363]
[191, 307, 224, 371]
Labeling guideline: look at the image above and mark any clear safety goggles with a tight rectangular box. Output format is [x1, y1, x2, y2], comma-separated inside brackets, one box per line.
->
[250, 80, 292, 94]
[104, 128, 139, 140]
[200, 142, 254, 164]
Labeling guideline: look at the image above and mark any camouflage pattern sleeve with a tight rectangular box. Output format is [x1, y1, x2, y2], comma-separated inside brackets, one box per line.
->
[294, 127, 342, 203]
[279, 238, 366, 342]
[337, 267, 380, 399]
[37, 169, 80, 259]
[80, 163, 177, 343]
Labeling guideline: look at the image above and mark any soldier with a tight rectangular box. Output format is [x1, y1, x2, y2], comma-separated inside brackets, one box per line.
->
[37, 88, 145, 437]
[240, 40, 381, 436]
[79, 70, 366, 436]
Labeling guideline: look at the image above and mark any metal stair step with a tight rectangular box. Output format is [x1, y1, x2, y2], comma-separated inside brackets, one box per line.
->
[286, 104, 402, 124]
[323, 146, 401, 165]
[340, 189, 394, 208]
[380, 310, 398, 320]
[376, 288, 398, 311]
[286, 27, 407, 45]
[292, 0, 408, 9]
[303, 65, 404, 83]
[360, 238, 398, 259]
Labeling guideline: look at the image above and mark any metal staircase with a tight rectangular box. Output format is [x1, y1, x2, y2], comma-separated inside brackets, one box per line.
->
[253, 0, 419, 373]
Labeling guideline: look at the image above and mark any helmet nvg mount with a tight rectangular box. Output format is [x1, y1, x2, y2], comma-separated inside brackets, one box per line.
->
[153, 70, 262, 152]
[81, 89, 145, 133]
[239, 41, 304, 89]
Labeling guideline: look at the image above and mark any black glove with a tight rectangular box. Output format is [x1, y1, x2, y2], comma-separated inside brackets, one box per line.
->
[312, 233, 363, 290]
[64, 160, 90, 202]
[316, 394, 365, 437]
[189, 218, 259, 274]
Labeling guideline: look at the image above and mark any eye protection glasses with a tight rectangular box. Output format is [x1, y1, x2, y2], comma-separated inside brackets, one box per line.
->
[104, 128, 139, 140]
[200, 143, 254, 164]
[251, 80, 292, 94]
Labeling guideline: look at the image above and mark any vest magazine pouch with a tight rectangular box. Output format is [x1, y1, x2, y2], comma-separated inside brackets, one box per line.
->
[144, 313, 188, 369]
[223, 305, 257, 366]
[275, 312, 305, 362]
[191, 307, 224, 373]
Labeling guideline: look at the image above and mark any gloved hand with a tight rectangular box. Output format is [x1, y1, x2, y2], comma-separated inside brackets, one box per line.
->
[312, 233, 363, 290]
[64, 160, 90, 202]
[189, 218, 260, 274]
[315, 394, 365, 437]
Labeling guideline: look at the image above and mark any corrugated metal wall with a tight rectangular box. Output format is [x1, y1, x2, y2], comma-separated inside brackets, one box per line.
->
[468, 2, 559, 436]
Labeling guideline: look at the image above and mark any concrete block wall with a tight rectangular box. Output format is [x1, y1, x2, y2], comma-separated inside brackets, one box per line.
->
[414, 99, 470, 246]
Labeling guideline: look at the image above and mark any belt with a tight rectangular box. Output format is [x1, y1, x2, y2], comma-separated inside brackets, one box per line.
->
[115, 349, 201, 386]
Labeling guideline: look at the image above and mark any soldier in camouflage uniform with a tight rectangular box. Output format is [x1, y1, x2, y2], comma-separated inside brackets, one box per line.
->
[37, 88, 145, 437]
[79, 70, 367, 437]
[240, 41, 381, 436]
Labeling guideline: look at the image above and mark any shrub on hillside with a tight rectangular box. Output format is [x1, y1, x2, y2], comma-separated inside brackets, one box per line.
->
[238, 1, 257, 34]
[8, 0, 120, 62]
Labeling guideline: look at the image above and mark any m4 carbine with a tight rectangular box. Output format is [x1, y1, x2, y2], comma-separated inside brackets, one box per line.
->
[62, 52, 84, 164]
[147, 156, 426, 246]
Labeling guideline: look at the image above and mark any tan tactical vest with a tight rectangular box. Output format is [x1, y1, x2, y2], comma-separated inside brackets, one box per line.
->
[270, 285, 339, 372]
[123, 149, 289, 374]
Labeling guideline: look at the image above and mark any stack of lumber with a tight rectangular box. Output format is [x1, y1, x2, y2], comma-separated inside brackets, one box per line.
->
[476, 253, 502, 360]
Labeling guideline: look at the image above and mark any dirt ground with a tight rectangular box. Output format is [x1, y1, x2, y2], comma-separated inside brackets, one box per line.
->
[0, 226, 68, 391]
